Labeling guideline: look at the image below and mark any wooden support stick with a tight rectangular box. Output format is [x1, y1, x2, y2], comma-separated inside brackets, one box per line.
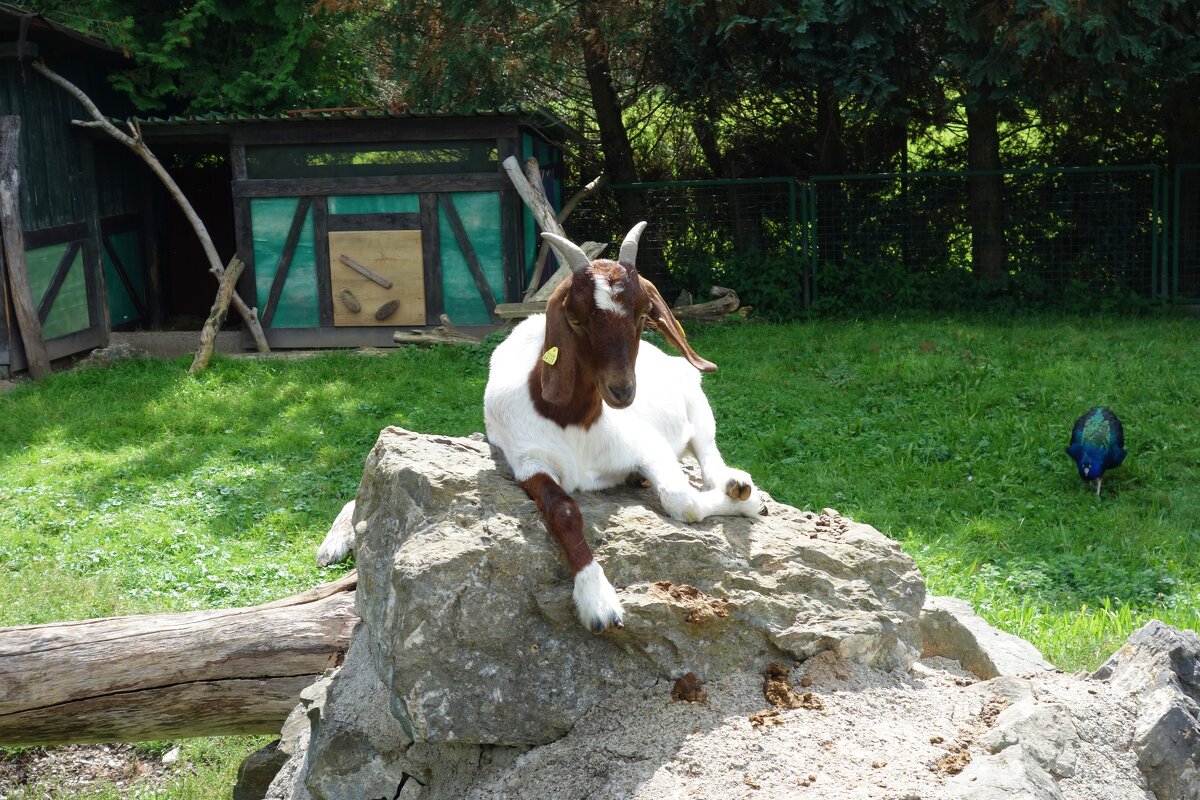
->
[31, 60, 271, 355]
[189, 256, 244, 374]
[338, 253, 393, 289]
[0, 116, 50, 380]
[0, 572, 358, 746]
[524, 169, 607, 300]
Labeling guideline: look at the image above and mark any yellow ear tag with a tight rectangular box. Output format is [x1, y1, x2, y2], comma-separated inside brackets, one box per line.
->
[676, 320, 687, 339]
[542, 346, 559, 365]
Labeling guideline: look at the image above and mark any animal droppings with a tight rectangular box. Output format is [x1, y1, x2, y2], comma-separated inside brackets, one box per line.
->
[338, 288, 361, 313]
[671, 672, 707, 703]
[375, 299, 400, 320]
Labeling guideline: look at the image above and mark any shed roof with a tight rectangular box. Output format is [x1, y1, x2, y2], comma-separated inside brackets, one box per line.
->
[131, 106, 584, 149]
[0, 3, 128, 62]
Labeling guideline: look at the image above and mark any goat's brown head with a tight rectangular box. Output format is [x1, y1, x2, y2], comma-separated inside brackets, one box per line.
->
[538, 222, 716, 416]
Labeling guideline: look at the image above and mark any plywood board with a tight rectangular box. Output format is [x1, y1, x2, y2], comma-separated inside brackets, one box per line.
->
[328, 230, 425, 326]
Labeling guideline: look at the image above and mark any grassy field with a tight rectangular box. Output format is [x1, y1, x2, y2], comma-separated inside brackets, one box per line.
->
[1, 314, 1197, 797]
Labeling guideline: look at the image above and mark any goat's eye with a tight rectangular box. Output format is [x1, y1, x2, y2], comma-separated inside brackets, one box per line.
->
[567, 315, 585, 331]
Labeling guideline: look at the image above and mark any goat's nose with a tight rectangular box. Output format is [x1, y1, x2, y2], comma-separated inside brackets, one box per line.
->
[607, 381, 635, 406]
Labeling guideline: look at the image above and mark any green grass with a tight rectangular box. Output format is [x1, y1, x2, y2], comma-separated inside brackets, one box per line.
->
[2, 314, 1198, 797]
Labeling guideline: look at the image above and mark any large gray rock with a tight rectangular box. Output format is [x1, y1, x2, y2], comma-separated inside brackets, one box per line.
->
[350, 427, 926, 746]
[248, 429, 1195, 800]
[1093, 620, 1200, 800]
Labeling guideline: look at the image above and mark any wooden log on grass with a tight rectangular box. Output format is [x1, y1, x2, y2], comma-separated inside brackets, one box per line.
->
[0, 572, 358, 746]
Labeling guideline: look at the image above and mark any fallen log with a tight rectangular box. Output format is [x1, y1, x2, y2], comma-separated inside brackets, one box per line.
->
[392, 313, 480, 345]
[671, 286, 742, 321]
[0, 572, 357, 746]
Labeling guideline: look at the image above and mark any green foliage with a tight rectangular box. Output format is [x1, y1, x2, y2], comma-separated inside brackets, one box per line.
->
[36, 0, 371, 114]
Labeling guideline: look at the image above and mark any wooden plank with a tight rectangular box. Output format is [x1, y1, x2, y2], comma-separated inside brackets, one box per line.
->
[420, 193, 443, 321]
[252, 325, 500, 349]
[233, 173, 506, 199]
[311, 195, 333, 327]
[35, 241, 82, 322]
[328, 230, 424, 327]
[260, 196, 312, 328]
[0, 116, 50, 380]
[494, 301, 547, 319]
[23, 222, 88, 251]
[437, 193, 500, 322]
[337, 253, 393, 288]
[327, 212, 421, 232]
[102, 234, 148, 320]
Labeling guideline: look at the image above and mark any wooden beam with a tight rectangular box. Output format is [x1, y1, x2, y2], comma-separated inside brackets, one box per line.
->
[0, 115, 50, 380]
[420, 193, 443, 322]
[233, 173, 506, 199]
[0, 573, 358, 746]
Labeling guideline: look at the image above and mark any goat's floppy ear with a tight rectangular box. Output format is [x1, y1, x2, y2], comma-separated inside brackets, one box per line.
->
[539, 291, 578, 405]
[639, 275, 717, 373]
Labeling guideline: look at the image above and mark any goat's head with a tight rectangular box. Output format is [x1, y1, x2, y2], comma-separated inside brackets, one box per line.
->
[538, 222, 716, 412]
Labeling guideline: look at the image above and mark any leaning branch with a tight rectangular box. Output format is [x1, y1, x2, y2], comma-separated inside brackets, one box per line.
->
[31, 60, 270, 355]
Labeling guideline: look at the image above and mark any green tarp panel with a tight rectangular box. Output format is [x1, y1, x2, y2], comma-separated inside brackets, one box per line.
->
[440, 192, 504, 325]
[26, 242, 89, 340]
[104, 231, 144, 325]
[251, 197, 318, 328]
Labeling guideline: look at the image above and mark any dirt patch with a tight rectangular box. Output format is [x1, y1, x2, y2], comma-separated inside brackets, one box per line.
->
[762, 662, 825, 711]
[0, 743, 174, 797]
[932, 744, 973, 775]
[651, 581, 731, 624]
[671, 672, 707, 703]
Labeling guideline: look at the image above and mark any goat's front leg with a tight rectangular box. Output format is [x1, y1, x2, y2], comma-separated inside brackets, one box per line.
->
[684, 386, 760, 505]
[638, 443, 765, 522]
[521, 472, 623, 633]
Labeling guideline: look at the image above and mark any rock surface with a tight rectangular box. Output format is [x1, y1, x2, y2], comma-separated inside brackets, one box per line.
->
[352, 427, 925, 746]
[249, 428, 1196, 800]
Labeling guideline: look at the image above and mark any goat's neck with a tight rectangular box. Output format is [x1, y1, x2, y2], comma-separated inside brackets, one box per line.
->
[529, 359, 603, 430]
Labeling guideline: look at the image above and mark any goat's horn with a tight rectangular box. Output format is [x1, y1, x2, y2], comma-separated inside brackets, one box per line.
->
[618, 221, 648, 267]
[541, 232, 592, 274]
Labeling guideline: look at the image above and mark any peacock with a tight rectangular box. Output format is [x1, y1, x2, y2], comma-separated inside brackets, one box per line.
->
[1065, 406, 1126, 496]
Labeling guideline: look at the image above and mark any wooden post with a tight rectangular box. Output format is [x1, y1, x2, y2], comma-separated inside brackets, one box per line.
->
[0, 115, 50, 380]
[0, 572, 357, 746]
[189, 255, 244, 374]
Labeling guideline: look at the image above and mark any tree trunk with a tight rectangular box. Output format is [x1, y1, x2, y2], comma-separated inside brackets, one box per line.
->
[815, 83, 846, 176]
[578, 4, 656, 279]
[0, 573, 357, 746]
[966, 90, 1008, 286]
[0, 116, 50, 380]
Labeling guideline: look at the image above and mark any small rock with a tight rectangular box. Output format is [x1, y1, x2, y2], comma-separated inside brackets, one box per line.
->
[161, 747, 180, 766]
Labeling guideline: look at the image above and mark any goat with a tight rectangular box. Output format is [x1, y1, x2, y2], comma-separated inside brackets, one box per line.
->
[484, 222, 764, 633]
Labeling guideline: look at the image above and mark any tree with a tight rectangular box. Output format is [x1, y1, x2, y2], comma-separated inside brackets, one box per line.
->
[35, 0, 369, 114]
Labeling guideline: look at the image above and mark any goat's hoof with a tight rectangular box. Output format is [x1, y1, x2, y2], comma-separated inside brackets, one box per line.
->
[759, 505, 770, 516]
[575, 562, 625, 634]
[725, 478, 754, 502]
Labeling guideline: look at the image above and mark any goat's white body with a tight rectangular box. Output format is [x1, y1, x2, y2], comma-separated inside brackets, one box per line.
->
[485, 313, 761, 630]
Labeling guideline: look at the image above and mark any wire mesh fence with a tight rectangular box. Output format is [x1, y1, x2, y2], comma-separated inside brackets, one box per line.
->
[1174, 165, 1200, 301]
[564, 179, 806, 318]
[561, 165, 1187, 319]
[808, 166, 1162, 310]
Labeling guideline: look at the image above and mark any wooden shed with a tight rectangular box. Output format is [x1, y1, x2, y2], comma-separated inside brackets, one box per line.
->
[137, 109, 576, 348]
[0, 5, 152, 377]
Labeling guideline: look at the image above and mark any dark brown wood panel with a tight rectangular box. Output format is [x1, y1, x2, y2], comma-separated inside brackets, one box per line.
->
[23, 222, 87, 250]
[312, 196, 333, 327]
[326, 213, 421, 232]
[419, 193, 442, 323]
[232, 173, 507, 199]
